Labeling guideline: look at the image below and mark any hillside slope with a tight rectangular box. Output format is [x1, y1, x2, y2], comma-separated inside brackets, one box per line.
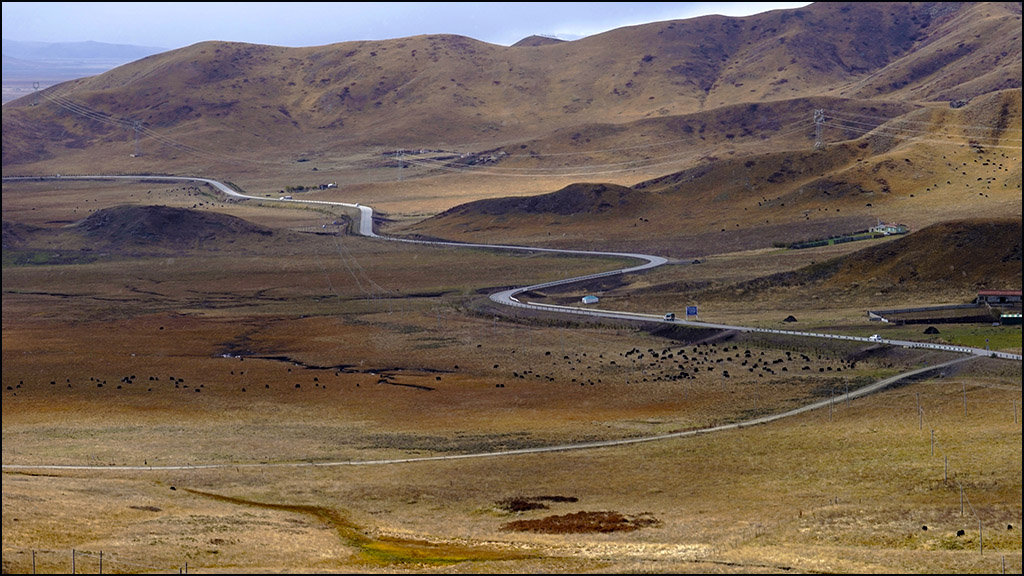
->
[733, 219, 1022, 296]
[2, 2, 1019, 186]
[396, 89, 1021, 256]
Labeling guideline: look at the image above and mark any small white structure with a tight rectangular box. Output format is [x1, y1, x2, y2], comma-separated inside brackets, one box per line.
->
[870, 221, 908, 235]
[581, 295, 599, 305]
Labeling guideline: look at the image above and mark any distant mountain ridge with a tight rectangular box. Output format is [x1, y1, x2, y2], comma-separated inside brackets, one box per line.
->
[2, 39, 167, 63]
[2, 39, 169, 104]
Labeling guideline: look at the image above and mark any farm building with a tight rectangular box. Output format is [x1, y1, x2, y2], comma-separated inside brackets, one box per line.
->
[976, 290, 1022, 305]
[581, 295, 599, 305]
[870, 222, 909, 235]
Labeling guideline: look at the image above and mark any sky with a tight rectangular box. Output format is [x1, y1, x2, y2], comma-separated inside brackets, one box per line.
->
[3, 2, 811, 50]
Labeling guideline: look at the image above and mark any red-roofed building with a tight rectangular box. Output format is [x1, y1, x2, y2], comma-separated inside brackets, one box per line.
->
[976, 290, 1022, 305]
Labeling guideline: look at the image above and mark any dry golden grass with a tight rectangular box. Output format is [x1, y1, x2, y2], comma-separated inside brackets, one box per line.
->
[4, 359, 1020, 573]
[392, 109, 1022, 259]
[3, 179, 1021, 574]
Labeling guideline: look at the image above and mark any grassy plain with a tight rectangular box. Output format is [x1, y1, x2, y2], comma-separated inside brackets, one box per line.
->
[2, 179, 1021, 574]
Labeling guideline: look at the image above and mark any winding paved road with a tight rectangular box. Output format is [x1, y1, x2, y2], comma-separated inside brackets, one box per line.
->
[2, 174, 1019, 471]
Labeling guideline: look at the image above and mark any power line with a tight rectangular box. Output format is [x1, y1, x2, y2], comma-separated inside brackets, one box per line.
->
[823, 116, 1022, 142]
[825, 108, 1023, 135]
[821, 107, 1023, 149]
[820, 120, 1024, 150]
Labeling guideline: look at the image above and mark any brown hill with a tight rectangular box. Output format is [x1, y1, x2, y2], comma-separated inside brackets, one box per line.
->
[398, 89, 1021, 256]
[439, 182, 647, 217]
[727, 218, 1022, 296]
[3, 205, 275, 257]
[2, 2, 1019, 185]
[79, 204, 274, 249]
[511, 35, 566, 48]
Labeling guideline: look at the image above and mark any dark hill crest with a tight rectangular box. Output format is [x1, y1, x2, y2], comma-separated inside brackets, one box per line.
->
[441, 182, 645, 217]
[512, 35, 567, 47]
[80, 204, 273, 248]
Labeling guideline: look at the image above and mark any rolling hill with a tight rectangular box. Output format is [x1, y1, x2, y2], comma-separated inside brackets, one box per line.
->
[1, 2, 1021, 267]
[2, 3, 1019, 172]
[2, 204, 280, 263]
[397, 88, 1021, 257]
[722, 218, 1022, 296]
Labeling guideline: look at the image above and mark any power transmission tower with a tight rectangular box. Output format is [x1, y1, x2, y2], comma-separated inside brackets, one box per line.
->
[132, 120, 142, 157]
[814, 109, 825, 149]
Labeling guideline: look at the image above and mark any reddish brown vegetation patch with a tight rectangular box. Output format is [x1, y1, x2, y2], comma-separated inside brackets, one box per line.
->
[501, 510, 660, 534]
[497, 495, 578, 513]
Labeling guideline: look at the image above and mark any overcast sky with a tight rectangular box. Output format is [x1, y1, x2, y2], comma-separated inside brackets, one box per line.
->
[3, 2, 811, 49]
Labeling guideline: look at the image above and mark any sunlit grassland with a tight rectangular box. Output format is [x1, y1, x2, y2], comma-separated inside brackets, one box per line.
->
[3, 358, 1018, 573]
[2, 179, 1020, 574]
